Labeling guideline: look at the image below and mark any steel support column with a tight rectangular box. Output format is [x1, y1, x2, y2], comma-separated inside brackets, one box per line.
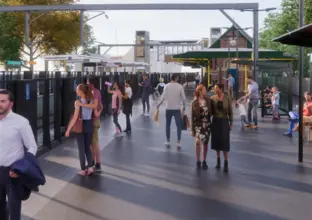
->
[298, 0, 304, 163]
[80, 10, 85, 47]
[253, 10, 259, 83]
[25, 11, 30, 46]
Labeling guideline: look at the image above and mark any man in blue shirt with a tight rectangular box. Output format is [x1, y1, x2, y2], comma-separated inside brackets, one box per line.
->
[139, 73, 151, 116]
[223, 73, 235, 100]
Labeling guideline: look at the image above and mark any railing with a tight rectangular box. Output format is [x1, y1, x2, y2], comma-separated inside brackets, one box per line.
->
[0, 71, 197, 153]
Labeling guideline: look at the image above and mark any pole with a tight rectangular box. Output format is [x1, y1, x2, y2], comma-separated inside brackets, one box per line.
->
[235, 29, 239, 100]
[80, 10, 85, 47]
[253, 10, 259, 83]
[298, 0, 304, 162]
[25, 11, 30, 46]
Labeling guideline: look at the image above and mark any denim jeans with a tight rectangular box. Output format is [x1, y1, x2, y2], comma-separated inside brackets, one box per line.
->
[247, 99, 258, 126]
[165, 109, 182, 142]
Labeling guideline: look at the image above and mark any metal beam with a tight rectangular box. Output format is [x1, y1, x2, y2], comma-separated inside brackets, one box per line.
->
[0, 3, 258, 12]
[219, 9, 253, 42]
[97, 43, 200, 47]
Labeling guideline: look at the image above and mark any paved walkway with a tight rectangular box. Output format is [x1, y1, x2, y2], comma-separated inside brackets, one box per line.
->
[22, 98, 312, 220]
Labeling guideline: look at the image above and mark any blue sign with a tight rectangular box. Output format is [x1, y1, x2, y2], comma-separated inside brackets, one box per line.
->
[73, 80, 77, 91]
[25, 84, 30, 100]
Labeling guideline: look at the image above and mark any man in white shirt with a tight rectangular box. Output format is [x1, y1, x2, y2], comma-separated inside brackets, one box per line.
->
[157, 74, 186, 150]
[0, 89, 38, 220]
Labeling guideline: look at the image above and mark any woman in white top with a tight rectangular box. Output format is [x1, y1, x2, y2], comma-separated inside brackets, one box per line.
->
[123, 80, 133, 133]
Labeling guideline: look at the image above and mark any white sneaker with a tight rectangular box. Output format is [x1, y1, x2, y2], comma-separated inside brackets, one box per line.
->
[165, 142, 170, 147]
[144, 113, 150, 116]
[177, 143, 181, 151]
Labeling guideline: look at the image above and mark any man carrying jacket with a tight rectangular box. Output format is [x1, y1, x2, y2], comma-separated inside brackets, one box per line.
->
[0, 89, 38, 220]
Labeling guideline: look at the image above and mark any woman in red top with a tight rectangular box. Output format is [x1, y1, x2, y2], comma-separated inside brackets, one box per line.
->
[293, 92, 312, 132]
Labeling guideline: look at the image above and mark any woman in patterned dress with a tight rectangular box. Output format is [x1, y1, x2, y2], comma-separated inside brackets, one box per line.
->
[190, 84, 212, 170]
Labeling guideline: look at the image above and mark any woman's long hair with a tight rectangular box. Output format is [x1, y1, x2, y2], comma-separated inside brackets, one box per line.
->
[78, 84, 93, 103]
[193, 84, 206, 117]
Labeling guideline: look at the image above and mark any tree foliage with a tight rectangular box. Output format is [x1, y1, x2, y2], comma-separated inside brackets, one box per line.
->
[0, 0, 96, 70]
[260, 0, 312, 75]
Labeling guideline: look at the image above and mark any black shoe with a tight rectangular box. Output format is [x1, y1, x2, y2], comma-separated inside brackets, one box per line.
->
[202, 161, 208, 170]
[215, 157, 221, 169]
[223, 160, 228, 173]
[92, 160, 95, 167]
[94, 163, 102, 172]
[196, 161, 201, 169]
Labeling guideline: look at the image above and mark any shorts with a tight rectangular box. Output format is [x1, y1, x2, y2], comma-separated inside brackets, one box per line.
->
[92, 119, 101, 145]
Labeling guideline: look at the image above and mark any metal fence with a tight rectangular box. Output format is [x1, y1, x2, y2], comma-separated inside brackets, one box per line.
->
[0, 71, 197, 153]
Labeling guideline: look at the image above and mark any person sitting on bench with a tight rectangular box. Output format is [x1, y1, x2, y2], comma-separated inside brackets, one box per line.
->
[284, 92, 312, 137]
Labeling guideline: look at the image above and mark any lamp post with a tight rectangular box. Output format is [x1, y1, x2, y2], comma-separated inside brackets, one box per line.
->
[223, 26, 252, 99]
[236, 7, 277, 83]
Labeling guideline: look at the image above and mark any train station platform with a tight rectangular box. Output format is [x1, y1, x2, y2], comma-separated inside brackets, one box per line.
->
[22, 98, 312, 220]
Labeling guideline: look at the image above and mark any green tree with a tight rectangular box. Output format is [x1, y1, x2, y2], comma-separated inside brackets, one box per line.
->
[0, 0, 96, 71]
[260, 0, 312, 75]
[0, 2, 22, 65]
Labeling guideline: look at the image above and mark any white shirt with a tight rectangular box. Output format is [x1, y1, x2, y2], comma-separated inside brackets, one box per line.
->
[125, 87, 132, 99]
[0, 111, 37, 167]
[237, 103, 247, 116]
[158, 82, 186, 110]
[271, 92, 280, 105]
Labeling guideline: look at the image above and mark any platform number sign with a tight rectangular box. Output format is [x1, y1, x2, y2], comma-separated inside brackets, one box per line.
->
[25, 83, 30, 100]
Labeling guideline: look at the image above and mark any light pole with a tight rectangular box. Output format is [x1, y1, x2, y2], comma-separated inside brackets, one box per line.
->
[236, 7, 277, 83]
[222, 26, 252, 99]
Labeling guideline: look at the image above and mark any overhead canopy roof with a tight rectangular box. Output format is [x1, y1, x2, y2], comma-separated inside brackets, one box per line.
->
[172, 48, 294, 60]
[273, 23, 312, 47]
[43, 54, 150, 67]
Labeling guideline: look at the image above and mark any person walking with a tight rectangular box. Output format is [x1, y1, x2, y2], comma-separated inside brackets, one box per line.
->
[0, 89, 38, 220]
[210, 84, 233, 172]
[190, 85, 212, 170]
[108, 82, 123, 136]
[157, 73, 186, 150]
[242, 76, 259, 129]
[139, 73, 151, 116]
[65, 84, 94, 176]
[123, 80, 133, 133]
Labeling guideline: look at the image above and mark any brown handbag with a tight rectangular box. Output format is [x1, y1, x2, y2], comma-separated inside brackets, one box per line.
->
[71, 107, 83, 134]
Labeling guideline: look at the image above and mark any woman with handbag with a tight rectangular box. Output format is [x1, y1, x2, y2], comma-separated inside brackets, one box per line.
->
[190, 84, 212, 170]
[65, 84, 95, 176]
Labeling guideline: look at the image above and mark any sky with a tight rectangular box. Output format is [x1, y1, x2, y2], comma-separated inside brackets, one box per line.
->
[79, 0, 283, 56]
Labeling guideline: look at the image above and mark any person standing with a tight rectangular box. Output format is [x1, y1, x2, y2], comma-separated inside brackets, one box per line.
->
[65, 84, 94, 176]
[86, 76, 103, 172]
[0, 89, 38, 220]
[271, 87, 280, 120]
[223, 73, 235, 100]
[123, 80, 133, 133]
[210, 84, 233, 172]
[242, 76, 259, 129]
[139, 73, 151, 116]
[157, 73, 186, 150]
[190, 85, 212, 170]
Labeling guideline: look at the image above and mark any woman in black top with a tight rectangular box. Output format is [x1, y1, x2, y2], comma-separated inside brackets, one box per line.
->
[123, 80, 133, 133]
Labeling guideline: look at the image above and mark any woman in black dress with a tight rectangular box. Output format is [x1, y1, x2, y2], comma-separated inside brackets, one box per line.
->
[210, 83, 233, 172]
[190, 84, 212, 170]
[123, 80, 133, 133]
